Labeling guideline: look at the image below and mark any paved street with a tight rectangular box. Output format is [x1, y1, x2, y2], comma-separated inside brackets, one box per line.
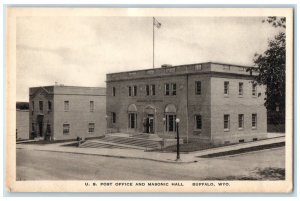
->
[16, 147, 285, 180]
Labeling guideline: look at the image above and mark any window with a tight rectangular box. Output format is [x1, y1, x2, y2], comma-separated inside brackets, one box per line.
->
[239, 82, 243, 96]
[64, 101, 69, 111]
[165, 83, 176, 96]
[151, 85, 156, 96]
[195, 64, 202, 71]
[90, 101, 94, 112]
[146, 85, 150, 96]
[128, 113, 137, 129]
[112, 112, 116, 123]
[252, 83, 257, 96]
[195, 115, 202, 130]
[112, 87, 116, 96]
[133, 85, 137, 96]
[32, 101, 34, 111]
[224, 114, 230, 130]
[63, 124, 70, 134]
[39, 101, 43, 112]
[195, 81, 202, 95]
[165, 114, 177, 132]
[252, 114, 257, 128]
[88, 123, 95, 133]
[48, 101, 52, 111]
[224, 81, 229, 95]
[238, 114, 244, 129]
[128, 86, 132, 96]
[165, 83, 170, 96]
[171, 83, 176, 95]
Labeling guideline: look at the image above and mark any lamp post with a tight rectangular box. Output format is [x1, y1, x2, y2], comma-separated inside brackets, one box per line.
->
[175, 118, 180, 161]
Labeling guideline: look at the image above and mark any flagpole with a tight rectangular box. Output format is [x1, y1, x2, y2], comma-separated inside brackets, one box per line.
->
[153, 17, 155, 69]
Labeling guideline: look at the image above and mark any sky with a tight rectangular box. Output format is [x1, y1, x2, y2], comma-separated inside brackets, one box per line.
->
[16, 16, 282, 102]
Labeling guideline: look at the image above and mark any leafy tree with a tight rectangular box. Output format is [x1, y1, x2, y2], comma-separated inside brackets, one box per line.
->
[248, 17, 286, 125]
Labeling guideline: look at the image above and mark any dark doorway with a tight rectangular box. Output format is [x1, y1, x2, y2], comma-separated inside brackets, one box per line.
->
[37, 115, 44, 138]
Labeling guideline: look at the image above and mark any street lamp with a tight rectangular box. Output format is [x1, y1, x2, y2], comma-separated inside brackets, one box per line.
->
[175, 118, 180, 161]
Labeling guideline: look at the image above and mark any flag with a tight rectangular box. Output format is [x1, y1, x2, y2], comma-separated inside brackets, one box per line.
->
[153, 17, 161, 29]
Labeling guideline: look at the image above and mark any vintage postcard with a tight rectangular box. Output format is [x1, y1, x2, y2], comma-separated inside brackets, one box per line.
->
[6, 7, 293, 192]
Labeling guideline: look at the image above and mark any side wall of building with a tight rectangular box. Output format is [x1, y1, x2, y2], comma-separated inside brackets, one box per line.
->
[53, 94, 106, 140]
[16, 110, 29, 140]
[186, 74, 212, 142]
[210, 76, 267, 145]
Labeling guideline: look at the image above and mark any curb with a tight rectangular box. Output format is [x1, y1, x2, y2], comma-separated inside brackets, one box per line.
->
[16, 147, 198, 164]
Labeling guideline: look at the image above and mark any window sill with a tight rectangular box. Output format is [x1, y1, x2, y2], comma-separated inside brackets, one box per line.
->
[238, 95, 243, 98]
[238, 128, 244, 131]
[224, 95, 229, 98]
[252, 127, 257, 130]
[194, 129, 202, 132]
[224, 129, 230, 132]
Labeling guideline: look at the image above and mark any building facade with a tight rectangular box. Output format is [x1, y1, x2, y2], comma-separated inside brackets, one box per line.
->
[16, 103, 29, 140]
[106, 62, 267, 145]
[29, 85, 106, 140]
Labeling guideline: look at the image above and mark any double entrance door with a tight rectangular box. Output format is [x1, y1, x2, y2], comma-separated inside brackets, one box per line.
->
[145, 114, 154, 134]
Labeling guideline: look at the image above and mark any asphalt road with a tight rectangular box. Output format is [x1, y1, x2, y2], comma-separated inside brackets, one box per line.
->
[16, 147, 285, 180]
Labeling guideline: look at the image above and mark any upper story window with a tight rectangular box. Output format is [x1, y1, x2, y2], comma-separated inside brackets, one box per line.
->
[151, 85, 156, 96]
[48, 101, 52, 111]
[64, 101, 69, 111]
[195, 64, 202, 71]
[146, 85, 156, 96]
[224, 114, 230, 131]
[31, 101, 34, 111]
[165, 83, 176, 96]
[128, 85, 137, 96]
[224, 81, 229, 96]
[90, 101, 94, 112]
[112, 87, 116, 96]
[133, 86, 137, 96]
[239, 82, 244, 96]
[39, 101, 43, 112]
[195, 81, 202, 95]
[128, 86, 132, 96]
[252, 83, 257, 96]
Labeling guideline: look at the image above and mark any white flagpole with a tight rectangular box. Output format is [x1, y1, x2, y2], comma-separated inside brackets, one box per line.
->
[153, 17, 155, 69]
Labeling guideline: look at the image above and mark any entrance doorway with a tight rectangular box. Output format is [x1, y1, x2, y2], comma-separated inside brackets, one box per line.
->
[37, 115, 44, 138]
[145, 114, 154, 134]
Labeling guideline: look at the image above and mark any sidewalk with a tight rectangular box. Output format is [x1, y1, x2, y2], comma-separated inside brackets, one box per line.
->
[16, 135, 285, 163]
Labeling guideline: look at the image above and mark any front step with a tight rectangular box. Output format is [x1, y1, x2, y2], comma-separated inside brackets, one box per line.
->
[80, 134, 163, 150]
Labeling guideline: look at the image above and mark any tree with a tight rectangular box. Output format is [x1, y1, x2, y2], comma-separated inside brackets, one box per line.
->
[247, 17, 286, 125]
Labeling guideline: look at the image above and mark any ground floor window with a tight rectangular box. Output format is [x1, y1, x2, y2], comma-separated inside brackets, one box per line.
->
[238, 114, 244, 129]
[252, 114, 257, 128]
[63, 124, 70, 134]
[128, 113, 137, 129]
[88, 123, 95, 133]
[224, 114, 230, 131]
[112, 112, 116, 123]
[195, 115, 202, 130]
[165, 114, 177, 132]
